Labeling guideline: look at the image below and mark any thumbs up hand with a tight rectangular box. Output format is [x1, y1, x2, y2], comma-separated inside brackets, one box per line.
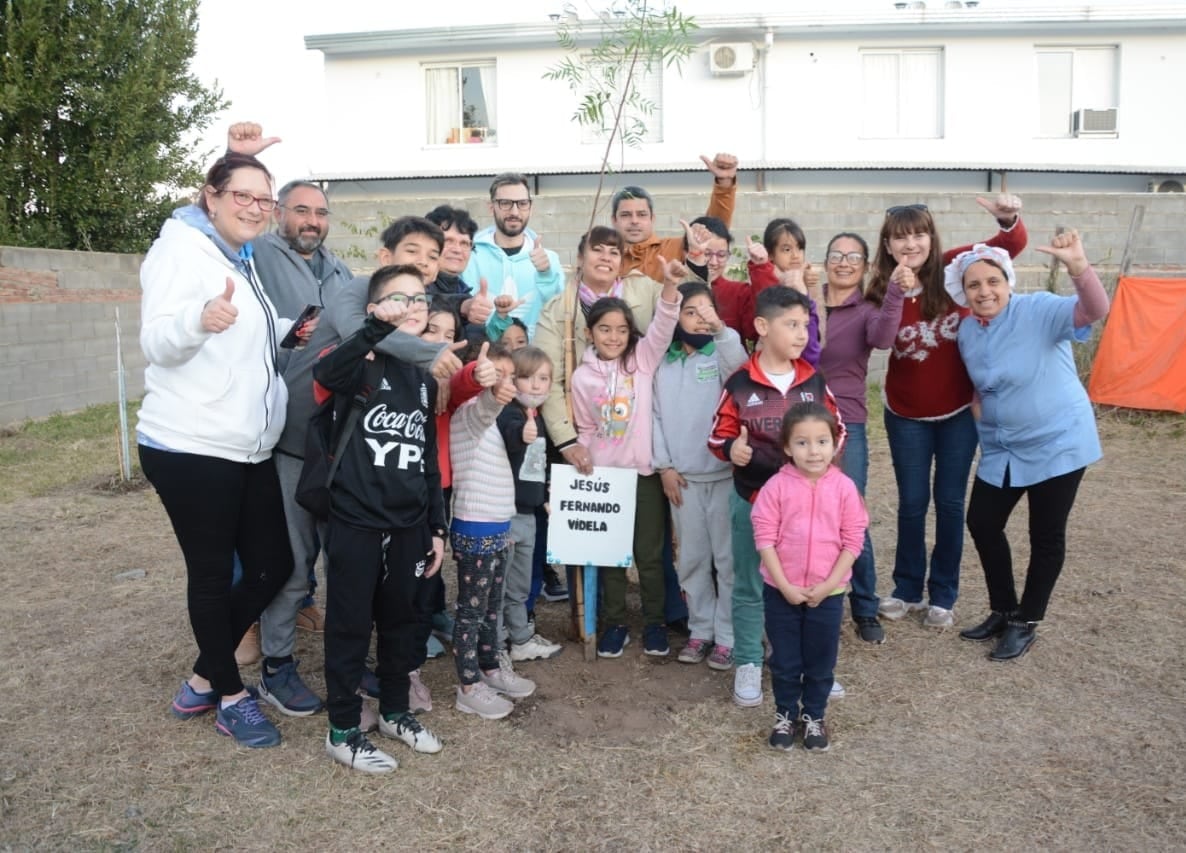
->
[730, 424, 754, 467]
[529, 237, 551, 273]
[467, 277, 494, 325]
[522, 409, 538, 444]
[473, 341, 497, 388]
[201, 277, 239, 333]
[746, 235, 768, 265]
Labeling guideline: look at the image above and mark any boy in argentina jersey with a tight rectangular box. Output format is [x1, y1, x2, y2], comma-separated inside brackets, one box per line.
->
[312, 264, 448, 773]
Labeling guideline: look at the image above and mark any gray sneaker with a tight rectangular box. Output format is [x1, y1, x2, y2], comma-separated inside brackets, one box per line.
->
[259, 660, 323, 717]
[455, 682, 513, 720]
[481, 651, 536, 698]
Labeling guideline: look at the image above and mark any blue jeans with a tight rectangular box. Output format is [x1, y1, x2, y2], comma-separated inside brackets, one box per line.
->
[883, 408, 978, 610]
[763, 585, 843, 721]
[838, 422, 878, 619]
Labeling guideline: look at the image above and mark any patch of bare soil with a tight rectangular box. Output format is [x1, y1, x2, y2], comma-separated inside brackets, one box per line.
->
[1, 417, 1184, 851]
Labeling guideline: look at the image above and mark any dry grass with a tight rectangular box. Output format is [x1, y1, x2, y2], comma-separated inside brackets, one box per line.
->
[1, 414, 1184, 851]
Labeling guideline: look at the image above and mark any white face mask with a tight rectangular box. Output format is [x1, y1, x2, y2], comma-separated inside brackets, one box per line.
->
[515, 391, 549, 409]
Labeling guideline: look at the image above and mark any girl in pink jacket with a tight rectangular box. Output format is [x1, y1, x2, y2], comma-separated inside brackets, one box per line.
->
[570, 264, 681, 658]
[751, 402, 868, 753]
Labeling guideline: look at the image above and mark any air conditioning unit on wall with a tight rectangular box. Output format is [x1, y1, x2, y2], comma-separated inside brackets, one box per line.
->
[710, 43, 755, 76]
[1148, 177, 1185, 193]
[1073, 108, 1118, 136]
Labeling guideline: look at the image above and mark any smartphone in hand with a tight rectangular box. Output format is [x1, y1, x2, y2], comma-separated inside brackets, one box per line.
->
[279, 304, 322, 349]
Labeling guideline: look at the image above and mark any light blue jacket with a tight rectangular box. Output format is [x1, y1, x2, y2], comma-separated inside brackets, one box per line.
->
[461, 226, 562, 338]
[958, 292, 1102, 488]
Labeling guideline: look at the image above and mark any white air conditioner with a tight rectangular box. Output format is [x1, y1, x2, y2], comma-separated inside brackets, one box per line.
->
[1073, 108, 1118, 136]
[710, 43, 755, 76]
[1148, 177, 1185, 193]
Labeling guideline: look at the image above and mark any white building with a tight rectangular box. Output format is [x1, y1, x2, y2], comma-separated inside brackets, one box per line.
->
[305, 2, 1186, 197]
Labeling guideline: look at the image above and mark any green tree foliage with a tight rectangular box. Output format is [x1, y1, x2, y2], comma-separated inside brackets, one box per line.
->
[544, 1, 697, 231]
[0, 0, 226, 252]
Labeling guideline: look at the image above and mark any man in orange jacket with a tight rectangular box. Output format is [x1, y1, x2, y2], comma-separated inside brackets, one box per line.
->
[613, 153, 739, 281]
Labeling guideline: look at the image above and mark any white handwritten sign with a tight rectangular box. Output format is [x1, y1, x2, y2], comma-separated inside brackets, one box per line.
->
[546, 464, 638, 568]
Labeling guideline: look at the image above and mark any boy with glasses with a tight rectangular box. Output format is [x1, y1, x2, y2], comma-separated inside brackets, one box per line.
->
[462, 172, 563, 339]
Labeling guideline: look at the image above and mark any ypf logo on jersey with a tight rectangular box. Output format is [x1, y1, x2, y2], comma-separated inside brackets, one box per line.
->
[363, 403, 427, 470]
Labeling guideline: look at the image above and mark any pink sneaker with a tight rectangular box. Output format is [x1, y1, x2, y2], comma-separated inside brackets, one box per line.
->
[677, 638, 709, 664]
[707, 644, 734, 671]
[409, 669, 432, 714]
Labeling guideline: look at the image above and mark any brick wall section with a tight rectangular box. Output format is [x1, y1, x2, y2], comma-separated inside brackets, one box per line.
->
[2, 192, 1183, 424]
[0, 246, 144, 425]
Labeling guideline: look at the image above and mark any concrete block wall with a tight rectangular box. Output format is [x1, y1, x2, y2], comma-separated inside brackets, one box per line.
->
[2, 191, 1182, 424]
[1, 247, 144, 425]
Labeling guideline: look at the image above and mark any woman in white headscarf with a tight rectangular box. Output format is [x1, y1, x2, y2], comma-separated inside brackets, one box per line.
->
[949, 231, 1109, 661]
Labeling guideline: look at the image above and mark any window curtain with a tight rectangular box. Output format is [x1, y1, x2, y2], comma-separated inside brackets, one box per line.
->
[478, 64, 497, 138]
[427, 67, 460, 144]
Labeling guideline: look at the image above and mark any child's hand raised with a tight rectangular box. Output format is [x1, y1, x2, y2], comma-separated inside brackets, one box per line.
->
[522, 410, 538, 444]
[746, 235, 768, 266]
[371, 297, 408, 327]
[657, 254, 687, 302]
[680, 218, 710, 262]
[694, 300, 724, 335]
[729, 425, 753, 467]
[472, 341, 497, 387]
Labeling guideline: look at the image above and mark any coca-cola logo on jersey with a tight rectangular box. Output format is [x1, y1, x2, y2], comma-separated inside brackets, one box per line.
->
[363, 404, 426, 441]
[894, 313, 961, 362]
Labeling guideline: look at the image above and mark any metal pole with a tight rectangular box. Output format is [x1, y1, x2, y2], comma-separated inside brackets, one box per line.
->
[115, 308, 132, 481]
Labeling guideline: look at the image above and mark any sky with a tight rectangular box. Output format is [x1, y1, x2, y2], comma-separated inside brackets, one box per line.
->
[189, 0, 1119, 184]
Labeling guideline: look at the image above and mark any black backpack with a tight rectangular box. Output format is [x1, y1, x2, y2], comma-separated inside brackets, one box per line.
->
[295, 356, 384, 520]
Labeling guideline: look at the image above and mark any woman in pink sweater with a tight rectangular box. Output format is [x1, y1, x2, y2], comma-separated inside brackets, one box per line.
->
[751, 402, 868, 753]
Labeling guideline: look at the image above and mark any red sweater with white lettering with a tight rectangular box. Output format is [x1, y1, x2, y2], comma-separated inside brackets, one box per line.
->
[883, 219, 1028, 420]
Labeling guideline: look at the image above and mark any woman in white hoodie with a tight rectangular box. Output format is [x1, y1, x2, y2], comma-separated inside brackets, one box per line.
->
[138, 153, 304, 749]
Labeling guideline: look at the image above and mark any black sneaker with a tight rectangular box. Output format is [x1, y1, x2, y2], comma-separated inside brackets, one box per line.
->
[643, 623, 670, 657]
[854, 616, 885, 644]
[801, 714, 830, 752]
[541, 576, 569, 602]
[769, 710, 796, 751]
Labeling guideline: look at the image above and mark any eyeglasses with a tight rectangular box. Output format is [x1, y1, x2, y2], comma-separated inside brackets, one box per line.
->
[704, 250, 730, 261]
[218, 190, 277, 212]
[379, 293, 430, 307]
[826, 251, 866, 265]
[282, 204, 330, 218]
[493, 199, 532, 211]
[886, 203, 928, 215]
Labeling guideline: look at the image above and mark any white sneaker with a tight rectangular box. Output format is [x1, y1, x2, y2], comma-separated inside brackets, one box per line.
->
[923, 605, 954, 629]
[379, 711, 443, 754]
[733, 662, 763, 708]
[482, 651, 537, 698]
[455, 682, 514, 720]
[878, 597, 928, 621]
[510, 633, 563, 662]
[325, 730, 398, 774]
[830, 679, 846, 699]
[408, 669, 432, 714]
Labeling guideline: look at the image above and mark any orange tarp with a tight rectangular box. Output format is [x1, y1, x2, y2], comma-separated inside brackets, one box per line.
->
[1088, 276, 1186, 414]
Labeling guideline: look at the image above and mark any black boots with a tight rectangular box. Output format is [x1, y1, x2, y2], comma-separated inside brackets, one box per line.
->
[989, 620, 1037, 661]
[959, 611, 1010, 642]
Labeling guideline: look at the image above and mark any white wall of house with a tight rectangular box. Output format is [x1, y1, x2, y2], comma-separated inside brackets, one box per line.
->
[310, 7, 1186, 184]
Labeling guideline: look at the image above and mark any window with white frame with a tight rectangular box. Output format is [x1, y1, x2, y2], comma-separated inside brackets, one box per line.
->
[578, 58, 663, 145]
[1035, 46, 1118, 138]
[425, 62, 496, 145]
[860, 48, 944, 139]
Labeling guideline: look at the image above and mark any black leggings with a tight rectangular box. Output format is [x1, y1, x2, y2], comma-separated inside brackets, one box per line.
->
[140, 445, 294, 696]
[966, 466, 1085, 623]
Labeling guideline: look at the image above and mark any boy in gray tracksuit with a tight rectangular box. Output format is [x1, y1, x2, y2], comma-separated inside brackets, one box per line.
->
[652, 281, 749, 670]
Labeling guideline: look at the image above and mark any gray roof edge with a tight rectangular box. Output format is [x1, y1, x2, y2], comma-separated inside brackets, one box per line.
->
[306, 8, 1186, 56]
